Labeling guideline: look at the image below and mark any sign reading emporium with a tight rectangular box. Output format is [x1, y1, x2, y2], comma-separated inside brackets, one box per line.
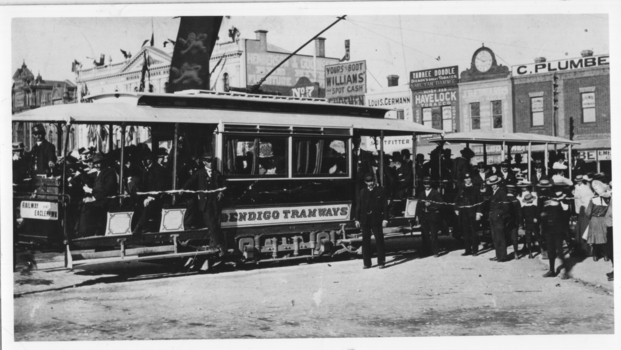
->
[221, 203, 351, 228]
[325, 60, 366, 105]
[512, 55, 609, 76]
[409, 66, 458, 90]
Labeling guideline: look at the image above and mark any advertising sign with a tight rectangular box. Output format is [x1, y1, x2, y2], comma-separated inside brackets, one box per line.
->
[512, 55, 609, 76]
[598, 150, 611, 161]
[221, 203, 351, 228]
[365, 89, 413, 121]
[325, 60, 366, 105]
[247, 51, 337, 88]
[410, 66, 458, 90]
[20, 201, 59, 220]
[579, 151, 597, 161]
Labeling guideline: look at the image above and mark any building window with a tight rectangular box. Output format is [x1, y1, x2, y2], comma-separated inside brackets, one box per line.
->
[492, 100, 502, 129]
[422, 107, 433, 128]
[582, 92, 596, 123]
[441, 106, 452, 132]
[223, 73, 229, 92]
[531, 97, 544, 126]
[470, 102, 480, 130]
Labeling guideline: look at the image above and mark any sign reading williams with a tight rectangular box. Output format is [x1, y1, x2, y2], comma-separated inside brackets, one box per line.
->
[512, 55, 609, 76]
[325, 60, 366, 105]
[410, 66, 458, 90]
[221, 203, 351, 228]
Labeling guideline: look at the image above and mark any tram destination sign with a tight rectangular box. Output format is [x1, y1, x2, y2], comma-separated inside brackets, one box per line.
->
[221, 203, 351, 228]
[20, 201, 59, 220]
[325, 60, 366, 105]
[512, 55, 610, 76]
[409, 66, 458, 90]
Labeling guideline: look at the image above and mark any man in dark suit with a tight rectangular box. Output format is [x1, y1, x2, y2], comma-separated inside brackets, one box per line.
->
[487, 175, 510, 262]
[355, 174, 388, 269]
[454, 173, 483, 256]
[538, 180, 570, 278]
[183, 152, 226, 255]
[505, 184, 523, 259]
[77, 153, 118, 237]
[498, 161, 517, 187]
[132, 149, 170, 235]
[26, 123, 57, 177]
[571, 153, 586, 176]
[530, 161, 548, 185]
[415, 177, 443, 257]
[352, 137, 374, 211]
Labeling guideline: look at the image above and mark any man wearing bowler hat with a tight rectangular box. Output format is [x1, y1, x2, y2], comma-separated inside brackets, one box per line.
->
[77, 152, 118, 237]
[415, 176, 444, 257]
[26, 123, 57, 177]
[498, 161, 517, 187]
[132, 148, 170, 235]
[453, 147, 475, 184]
[454, 173, 483, 256]
[355, 174, 388, 269]
[538, 179, 571, 278]
[505, 184, 523, 259]
[531, 161, 548, 184]
[183, 152, 226, 256]
[487, 175, 510, 262]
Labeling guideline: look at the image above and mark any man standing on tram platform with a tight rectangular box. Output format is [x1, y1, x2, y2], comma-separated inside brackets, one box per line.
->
[25, 123, 57, 177]
[486, 175, 510, 262]
[355, 174, 388, 269]
[132, 149, 169, 235]
[182, 152, 226, 256]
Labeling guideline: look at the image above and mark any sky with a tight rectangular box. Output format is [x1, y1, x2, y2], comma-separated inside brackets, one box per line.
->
[10, 11, 610, 92]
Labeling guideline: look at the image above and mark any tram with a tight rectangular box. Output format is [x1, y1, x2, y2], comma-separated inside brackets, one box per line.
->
[12, 90, 442, 270]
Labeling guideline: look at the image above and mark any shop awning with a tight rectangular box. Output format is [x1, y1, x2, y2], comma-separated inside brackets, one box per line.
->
[427, 131, 579, 146]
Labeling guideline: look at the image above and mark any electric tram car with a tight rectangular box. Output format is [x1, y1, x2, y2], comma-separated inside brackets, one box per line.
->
[12, 90, 442, 270]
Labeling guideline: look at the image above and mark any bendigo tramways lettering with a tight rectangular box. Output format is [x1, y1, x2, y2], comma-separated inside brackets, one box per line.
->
[221, 206, 349, 224]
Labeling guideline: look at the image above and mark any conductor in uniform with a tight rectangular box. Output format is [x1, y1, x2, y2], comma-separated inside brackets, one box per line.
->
[454, 173, 483, 256]
[26, 123, 57, 176]
[183, 152, 226, 256]
[355, 174, 388, 269]
[415, 177, 443, 257]
[486, 175, 510, 262]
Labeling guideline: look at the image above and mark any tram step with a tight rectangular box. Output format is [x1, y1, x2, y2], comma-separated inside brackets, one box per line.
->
[70, 250, 220, 269]
[71, 245, 177, 261]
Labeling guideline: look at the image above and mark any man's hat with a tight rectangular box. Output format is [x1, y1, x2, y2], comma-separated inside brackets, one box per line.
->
[476, 161, 486, 168]
[443, 149, 452, 155]
[422, 176, 432, 184]
[78, 147, 86, 154]
[574, 174, 584, 182]
[156, 147, 169, 158]
[505, 184, 519, 193]
[553, 182, 570, 189]
[139, 149, 154, 160]
[536, 179, 553, 188]
[534, 161, 543, 168]
[92, 152, 106, 164]
[12, 142, 25, 151]
[416, 153, 425, 161]
[401, 149, 411, 156]
[460, 147, 475, 158]
[464, 173, 472, 179]
[517, 180, 532, 187]
[364, 173, 375, 182]
[593, 172, 606, 182]
[32, 123, 46, 135]
[391, 151, 402, 162]
[523, 193, 536, 204]
[486, 175, 502, 185]
[500, 161, 510, 168]
[552, 162, 568, 170]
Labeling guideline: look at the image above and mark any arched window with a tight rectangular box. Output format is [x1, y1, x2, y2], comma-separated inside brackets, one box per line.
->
[223, 73, 229, 92]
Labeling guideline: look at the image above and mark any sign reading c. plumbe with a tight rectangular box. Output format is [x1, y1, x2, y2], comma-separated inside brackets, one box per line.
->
[221, 203, 351, 228]
[512, 55, 609, 76]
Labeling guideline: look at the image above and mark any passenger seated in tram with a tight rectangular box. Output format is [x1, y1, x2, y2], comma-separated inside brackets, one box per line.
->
[12, 143, 28, 184]
[76, 152, 118, 237]
[132, 148, 171, 235]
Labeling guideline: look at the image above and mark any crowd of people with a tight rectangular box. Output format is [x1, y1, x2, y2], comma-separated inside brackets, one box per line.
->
[354, 143, 613, 282]
[12, 124, 227, 256]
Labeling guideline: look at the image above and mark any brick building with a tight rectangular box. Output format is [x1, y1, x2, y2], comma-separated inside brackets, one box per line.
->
[512, 51, 610, 173]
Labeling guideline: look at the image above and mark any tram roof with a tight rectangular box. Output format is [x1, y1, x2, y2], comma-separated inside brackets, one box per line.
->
[12, 93, 443, 137]
[427, 131, 579, 145]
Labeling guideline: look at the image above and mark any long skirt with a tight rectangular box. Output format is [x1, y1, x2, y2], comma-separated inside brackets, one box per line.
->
[576, 207, 591, 254]
[587, 216, 608, 245]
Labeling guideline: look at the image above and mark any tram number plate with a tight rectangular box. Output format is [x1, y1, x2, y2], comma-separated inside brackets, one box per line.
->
[20, 201, 59, 220]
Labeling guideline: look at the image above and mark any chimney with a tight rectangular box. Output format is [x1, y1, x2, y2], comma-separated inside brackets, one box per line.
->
[255, 30, 268, 51]
[387, 75, 399, 87]
[581, 49, 594, 57]
[315, 37, 325, 58]
[534, 57, 546, 63]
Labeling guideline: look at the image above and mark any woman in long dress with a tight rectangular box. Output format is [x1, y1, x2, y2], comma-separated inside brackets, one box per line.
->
[585, 180, 611, 261]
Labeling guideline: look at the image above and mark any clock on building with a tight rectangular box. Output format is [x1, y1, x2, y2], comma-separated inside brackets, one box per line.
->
[460, 45, 510, 82]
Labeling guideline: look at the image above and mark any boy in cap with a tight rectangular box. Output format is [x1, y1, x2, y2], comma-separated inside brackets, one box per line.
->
[25, 123, 57, 176]
[355, 173, 388, 269]
[415, 177, 444, 257]
[453, 173, 483, 256]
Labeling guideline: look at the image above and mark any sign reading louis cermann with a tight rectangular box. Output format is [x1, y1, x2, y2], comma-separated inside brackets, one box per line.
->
[20, 201, 59, 220]
[325, 60, 366, 105]
[512, 55, 609, 76]
[221, 203, 351, 228]
[409, 66, 458, 90]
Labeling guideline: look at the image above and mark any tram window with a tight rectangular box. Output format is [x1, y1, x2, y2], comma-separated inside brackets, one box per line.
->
[293, 137, 348, 177]
[224, 136, 288, 177]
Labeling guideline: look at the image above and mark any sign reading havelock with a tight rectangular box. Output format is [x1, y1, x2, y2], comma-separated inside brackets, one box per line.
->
[409, 66, 458, 90]
[512, 54, 610, 76]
